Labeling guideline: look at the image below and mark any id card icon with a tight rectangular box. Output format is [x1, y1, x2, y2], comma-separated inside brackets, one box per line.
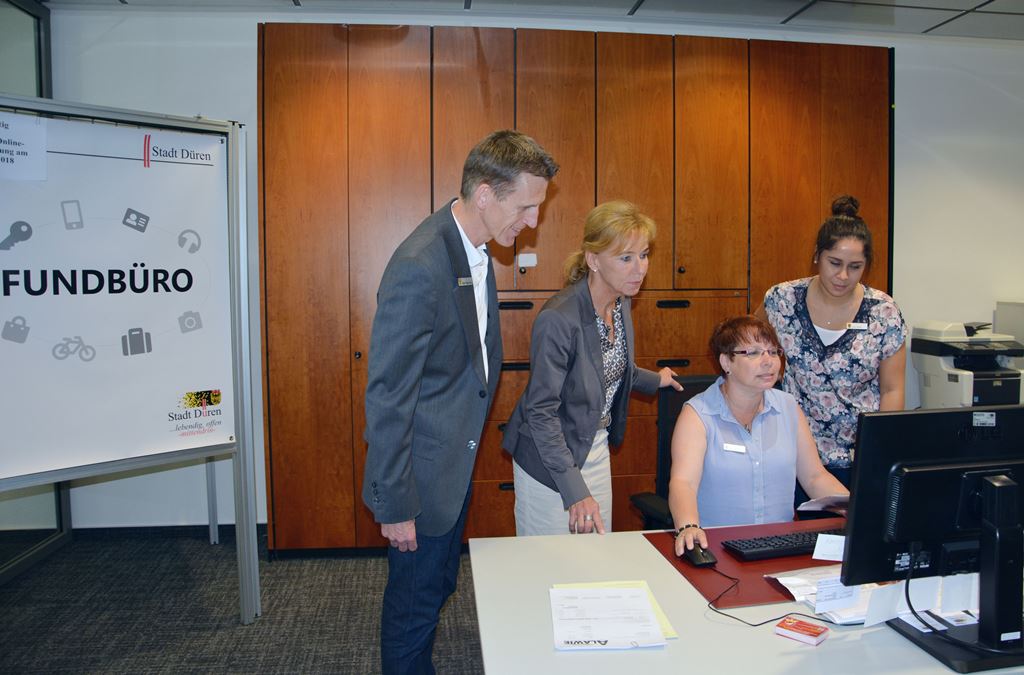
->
[122, 208, 150, 233]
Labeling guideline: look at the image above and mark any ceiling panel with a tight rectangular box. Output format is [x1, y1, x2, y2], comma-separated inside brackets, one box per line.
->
[790, 2, 961, 33]
[37, 0, 1024, 41]
[930, 10, 1024, 38]
[472, 0, 635, 17]
[636, 0, 805, 25]
[829, 0, 981, 9]
[981, 0, 1024, 13]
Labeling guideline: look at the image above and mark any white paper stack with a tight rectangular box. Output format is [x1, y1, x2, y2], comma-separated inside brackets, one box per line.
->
[549, 586, 666, 650]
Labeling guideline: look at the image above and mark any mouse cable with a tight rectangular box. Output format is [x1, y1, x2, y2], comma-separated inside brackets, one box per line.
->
[704, 566, 838, 628]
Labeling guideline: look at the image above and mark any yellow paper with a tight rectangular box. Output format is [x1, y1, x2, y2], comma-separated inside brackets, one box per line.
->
[552, 580, 677, 639]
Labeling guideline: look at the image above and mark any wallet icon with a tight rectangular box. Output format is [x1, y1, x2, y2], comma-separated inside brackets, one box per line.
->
[121, 327, 152, 356]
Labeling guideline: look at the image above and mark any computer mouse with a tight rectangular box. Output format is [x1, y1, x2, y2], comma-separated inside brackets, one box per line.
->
[682, 543, 718, 567]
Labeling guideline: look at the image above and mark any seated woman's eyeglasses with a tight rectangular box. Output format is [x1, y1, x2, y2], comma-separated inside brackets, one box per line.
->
[730, 348, 781, 359]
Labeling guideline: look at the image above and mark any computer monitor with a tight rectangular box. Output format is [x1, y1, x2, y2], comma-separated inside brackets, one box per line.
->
[841, 404, 1024, 673]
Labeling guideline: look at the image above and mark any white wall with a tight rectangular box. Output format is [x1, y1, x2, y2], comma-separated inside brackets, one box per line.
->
[39, 8, 1024, 527]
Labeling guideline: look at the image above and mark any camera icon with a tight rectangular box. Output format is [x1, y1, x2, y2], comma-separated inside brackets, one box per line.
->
[178, 311, 203, 334]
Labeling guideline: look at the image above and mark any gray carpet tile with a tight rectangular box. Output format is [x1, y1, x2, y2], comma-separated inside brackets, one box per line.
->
[0, 529, 484, 674]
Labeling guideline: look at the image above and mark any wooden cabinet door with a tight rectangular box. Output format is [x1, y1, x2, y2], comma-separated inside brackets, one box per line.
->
[597, 32, 674, 291]
[630, 292, 749, 357]
[676, 36, 749, 290]
[821, 44, 891, 293]
[348, 25, 433, 547]
[433, 27, 517, 290]
[262, 24, 354, 549]
[516, 29, 595, 291]
[750, 40, 823, 308]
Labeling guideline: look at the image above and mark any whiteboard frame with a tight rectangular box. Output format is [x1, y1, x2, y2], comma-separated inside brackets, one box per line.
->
[0, 93, 260, 624]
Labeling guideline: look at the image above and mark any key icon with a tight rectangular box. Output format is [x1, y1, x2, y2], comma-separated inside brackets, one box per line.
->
[0, 221, 32, 251]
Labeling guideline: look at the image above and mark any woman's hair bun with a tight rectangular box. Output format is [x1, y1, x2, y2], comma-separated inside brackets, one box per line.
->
[831, 194, 860, 218]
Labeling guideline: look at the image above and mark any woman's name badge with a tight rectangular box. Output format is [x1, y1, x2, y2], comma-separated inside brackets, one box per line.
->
[846, 322, 868, 330]
[723, 442, 747, 454]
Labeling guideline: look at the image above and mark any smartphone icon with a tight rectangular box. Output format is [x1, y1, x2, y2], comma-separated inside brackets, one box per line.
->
[61, 200, 84, 230]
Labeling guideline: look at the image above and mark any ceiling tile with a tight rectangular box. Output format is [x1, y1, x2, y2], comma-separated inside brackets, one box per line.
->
[981, 0, 1024, 13]
[635, 0, 805, 25]
[472, 0, 635, 17]
[790, 2, 961, 33]
[930, 10, 1024, 38]
[830, 0, 980, 9]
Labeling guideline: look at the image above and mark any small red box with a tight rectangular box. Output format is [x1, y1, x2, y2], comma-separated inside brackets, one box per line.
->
[775, 617, 829, 646]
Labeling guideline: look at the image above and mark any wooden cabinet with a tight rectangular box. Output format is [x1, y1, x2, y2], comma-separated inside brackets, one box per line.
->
[433, 27, 517, 289]
[348, 25, 433, 548]
[821, 44, 890, 293]
[750, 41, 891, 306]
[261, 24, 353, 550]
[260, 25, 891, 549]
[596, 32, 674, 290]
[675, 36, 750, 290]
[515, 29, 596, 291]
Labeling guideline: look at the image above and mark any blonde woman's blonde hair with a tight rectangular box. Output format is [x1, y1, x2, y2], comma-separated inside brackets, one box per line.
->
[563, 200, 656, 285]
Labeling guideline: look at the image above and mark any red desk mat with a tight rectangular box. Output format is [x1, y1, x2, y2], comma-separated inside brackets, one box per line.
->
[644, 517, 846, 609]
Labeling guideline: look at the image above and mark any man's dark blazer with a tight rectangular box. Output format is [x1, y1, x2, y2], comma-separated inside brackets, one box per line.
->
[501, 278, 660, 509]
[362, 201, 502, 537]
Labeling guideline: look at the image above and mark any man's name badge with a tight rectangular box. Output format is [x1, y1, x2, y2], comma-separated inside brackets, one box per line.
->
[723, 442, 747, 453]
[846, 322, 868, 330]
[457, 276, 474, 287]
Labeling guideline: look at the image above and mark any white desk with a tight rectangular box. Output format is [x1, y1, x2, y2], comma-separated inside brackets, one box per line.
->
[469, 531, 966, 674]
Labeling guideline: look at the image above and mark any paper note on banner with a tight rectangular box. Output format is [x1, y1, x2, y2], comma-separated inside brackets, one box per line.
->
[550, 587, 666, 650]
[814, 577, 860, 613]
[0, 112, 47, 181]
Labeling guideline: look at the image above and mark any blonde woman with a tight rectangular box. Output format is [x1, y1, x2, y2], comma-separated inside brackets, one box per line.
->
[502, 200, 682, 536]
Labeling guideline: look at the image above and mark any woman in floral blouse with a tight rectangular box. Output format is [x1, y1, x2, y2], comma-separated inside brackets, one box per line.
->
[758, 195, 906, 491]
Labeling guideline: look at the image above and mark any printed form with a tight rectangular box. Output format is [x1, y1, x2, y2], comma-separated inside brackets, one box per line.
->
[549, 586, 666, 650]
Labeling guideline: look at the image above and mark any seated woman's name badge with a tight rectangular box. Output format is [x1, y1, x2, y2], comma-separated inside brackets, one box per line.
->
[846, 322, 868, 330]
[723, 442, 747, 454]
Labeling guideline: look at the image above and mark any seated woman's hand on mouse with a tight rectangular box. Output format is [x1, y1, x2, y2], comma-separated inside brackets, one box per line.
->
[674, 523, 707, 557]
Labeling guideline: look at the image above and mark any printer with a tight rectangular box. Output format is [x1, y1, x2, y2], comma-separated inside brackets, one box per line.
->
[911, 321, 1024, 408]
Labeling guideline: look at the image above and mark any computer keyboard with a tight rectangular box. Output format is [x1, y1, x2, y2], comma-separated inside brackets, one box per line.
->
[721, 527, 845, 561]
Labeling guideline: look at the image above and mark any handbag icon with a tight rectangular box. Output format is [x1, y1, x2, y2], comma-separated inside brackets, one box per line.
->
[2, 316, 30, 343]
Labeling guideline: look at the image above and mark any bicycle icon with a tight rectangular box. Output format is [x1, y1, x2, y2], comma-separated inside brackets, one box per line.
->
[52, 336, 96, 362]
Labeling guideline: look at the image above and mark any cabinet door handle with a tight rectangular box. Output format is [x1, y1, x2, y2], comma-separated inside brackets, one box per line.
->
[499, 482, 515, 491]
[501, 362, 530, 372]
[655, 299, 691, 309]
[677, 266, 686, 274]
[657, 358, 691, 368]
[354, 351, 362, 360]
[498, 301, 534, 310]
[498, 422, 507, 432]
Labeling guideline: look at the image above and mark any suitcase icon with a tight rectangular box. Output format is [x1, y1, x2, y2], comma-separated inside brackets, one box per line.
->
[2, 316, 30, 343]
[121, 328, 152, 356]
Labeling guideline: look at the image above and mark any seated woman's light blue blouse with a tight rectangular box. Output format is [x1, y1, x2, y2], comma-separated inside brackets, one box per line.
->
[688, 377, 800, 527]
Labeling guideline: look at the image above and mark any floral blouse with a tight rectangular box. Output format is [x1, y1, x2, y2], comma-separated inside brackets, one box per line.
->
[763, 277, 907, 468]
[595, 297, 627, 419]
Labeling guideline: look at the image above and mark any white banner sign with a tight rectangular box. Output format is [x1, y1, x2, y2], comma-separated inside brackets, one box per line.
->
[1, 112, 235, 480]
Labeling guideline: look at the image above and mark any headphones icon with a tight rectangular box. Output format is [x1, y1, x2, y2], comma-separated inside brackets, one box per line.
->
[177, 229, 201, 254]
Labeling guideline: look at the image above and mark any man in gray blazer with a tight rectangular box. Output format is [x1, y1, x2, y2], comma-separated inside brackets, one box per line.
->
[363, 130, 557, 674]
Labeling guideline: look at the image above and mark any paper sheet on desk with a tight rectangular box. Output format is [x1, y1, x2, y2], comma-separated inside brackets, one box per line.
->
[553, 580, 677, 639]
[797, 494, 849, 512]
[549, 587, 666, 650]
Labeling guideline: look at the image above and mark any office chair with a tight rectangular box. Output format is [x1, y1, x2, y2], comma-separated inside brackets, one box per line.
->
[629, 374, 718, 530]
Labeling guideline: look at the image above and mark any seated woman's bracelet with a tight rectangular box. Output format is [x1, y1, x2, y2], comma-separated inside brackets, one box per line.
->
[674, 523, 701, 538]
